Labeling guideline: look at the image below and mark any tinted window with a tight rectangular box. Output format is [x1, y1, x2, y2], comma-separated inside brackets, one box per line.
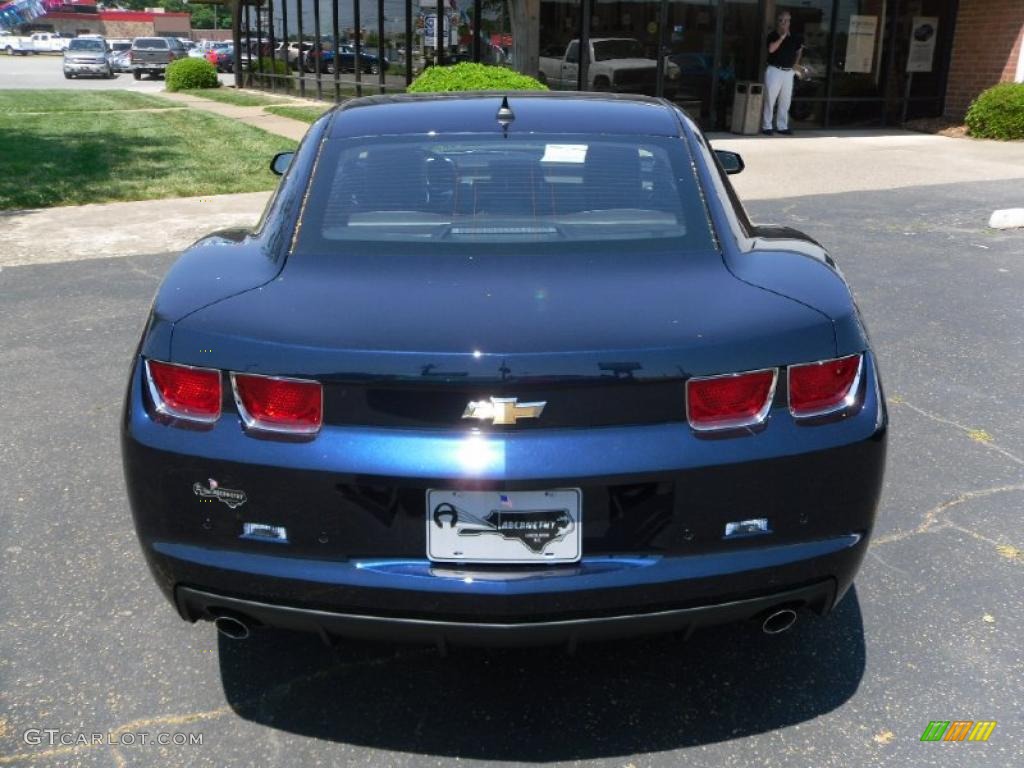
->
[68, 39, 105, 52]
[593, 39, 646, 61]
[296, 133, 715, 256]
[133, 38, 167, 49]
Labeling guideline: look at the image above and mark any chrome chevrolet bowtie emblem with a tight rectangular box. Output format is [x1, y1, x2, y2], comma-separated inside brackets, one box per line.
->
[462, 397, 546, 425]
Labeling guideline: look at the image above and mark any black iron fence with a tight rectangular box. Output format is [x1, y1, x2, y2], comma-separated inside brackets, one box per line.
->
[235, 0, 508, 101]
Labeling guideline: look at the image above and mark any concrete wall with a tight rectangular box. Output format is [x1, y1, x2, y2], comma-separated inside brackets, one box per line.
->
[945, 0, 1024, 117]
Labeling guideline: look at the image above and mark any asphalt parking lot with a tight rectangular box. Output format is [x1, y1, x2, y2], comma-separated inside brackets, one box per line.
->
[0, 53, 407, 97]
[1, 143, 1023, 765]
[0, 54, 232, 91]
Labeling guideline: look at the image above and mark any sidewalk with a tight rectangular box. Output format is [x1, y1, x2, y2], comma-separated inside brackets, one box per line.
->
[155, 90, 319, 141]
[710, 129, 1024, 201]
[0, 192, 271, 268]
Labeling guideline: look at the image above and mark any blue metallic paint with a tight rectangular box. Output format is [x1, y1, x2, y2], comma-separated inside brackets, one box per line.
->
[122, 93, 887, 646]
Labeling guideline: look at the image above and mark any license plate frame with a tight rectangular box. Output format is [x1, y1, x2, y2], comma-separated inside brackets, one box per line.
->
[426, 489, 582, 564]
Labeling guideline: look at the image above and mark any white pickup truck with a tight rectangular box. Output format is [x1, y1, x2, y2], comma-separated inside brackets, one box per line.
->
[1, 31, 34, 55]
[538, 37, 678, 93]
[30, 32, 71, 52]
[1, 31, 71, 54]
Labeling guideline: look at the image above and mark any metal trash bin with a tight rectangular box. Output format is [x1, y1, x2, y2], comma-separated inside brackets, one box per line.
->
[731, 81, 764, 135]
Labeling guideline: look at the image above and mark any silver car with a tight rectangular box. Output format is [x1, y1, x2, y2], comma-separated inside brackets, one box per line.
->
[63, 37, 114, 79]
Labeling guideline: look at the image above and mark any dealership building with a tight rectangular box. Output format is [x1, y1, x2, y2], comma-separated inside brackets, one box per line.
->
[233, 0, 1021, 129]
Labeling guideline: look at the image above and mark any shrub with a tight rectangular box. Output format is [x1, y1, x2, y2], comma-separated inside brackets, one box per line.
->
[165, 58, 219, 92]
[408, 62, 547, 93]
[965, 83, 1024, 141]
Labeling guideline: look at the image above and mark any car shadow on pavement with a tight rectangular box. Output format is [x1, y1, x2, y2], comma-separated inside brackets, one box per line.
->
[217, 587, 865, 759]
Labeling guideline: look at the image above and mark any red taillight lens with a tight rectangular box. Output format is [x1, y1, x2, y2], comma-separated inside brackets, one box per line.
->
[146, 359, 222, 422]
[788, 354, 862, 417]
[232, 374, 323, 435]
[686, 369, 777, 431]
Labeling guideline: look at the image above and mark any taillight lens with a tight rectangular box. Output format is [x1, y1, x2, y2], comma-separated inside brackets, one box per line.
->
[788, 354, 862, 417]
[686, 369, 777, 431]
[145, 359, 222, 423]
[232, 373, 323, 435]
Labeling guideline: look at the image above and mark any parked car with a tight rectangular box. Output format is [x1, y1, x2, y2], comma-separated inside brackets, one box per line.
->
[0, 31, 34, 55]
[130, 36, 187, 80]
[539, 37, 678, 92]
[275, 41, 312, 70]
[30, 32, 70, 53]
[63, 36, 113, 79]
[208, 43, 233, 73]
[305, 42, 389, 74]
[122, 93, 887, 648]
[106, 38, 132, 72]
[110, 49, 133, 74]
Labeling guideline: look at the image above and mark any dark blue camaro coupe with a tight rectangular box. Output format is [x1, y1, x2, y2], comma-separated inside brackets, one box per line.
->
[122, 92, 886, 648]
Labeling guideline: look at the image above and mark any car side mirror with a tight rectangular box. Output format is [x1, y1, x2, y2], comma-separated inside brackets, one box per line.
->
[714, 149, 744, 175]
[270, 151, 295, 176]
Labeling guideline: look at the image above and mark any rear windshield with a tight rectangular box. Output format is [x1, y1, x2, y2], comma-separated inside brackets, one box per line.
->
[68, 39, 105, 52]
[133, 38, 167, 49]
[295, 133, 715, 256]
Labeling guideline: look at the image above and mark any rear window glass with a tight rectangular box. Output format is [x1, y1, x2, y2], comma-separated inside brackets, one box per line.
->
[133, 38, 167, 49]
[295, 133, 715, 255]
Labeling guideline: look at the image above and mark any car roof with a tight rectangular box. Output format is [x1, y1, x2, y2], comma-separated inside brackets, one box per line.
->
[329, 92, 685, 139]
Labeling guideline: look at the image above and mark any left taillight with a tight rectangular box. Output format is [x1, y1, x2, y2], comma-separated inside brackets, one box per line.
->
[145, 359, 222, 424]
[231, 373, 323, 435]
[686, 368, 777, 432]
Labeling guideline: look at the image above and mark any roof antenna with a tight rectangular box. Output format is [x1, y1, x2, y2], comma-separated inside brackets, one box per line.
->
[496, 95, 515, 136]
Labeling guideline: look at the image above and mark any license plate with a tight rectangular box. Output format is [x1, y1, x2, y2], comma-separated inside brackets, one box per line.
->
[426, 489, 581, 564]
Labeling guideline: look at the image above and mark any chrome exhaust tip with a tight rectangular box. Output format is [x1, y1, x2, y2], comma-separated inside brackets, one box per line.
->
[214, 615, 251, 640]
[761, 608, 798, 635]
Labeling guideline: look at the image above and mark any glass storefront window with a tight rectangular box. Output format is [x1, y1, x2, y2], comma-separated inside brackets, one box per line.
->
[245, 0, 958, 130]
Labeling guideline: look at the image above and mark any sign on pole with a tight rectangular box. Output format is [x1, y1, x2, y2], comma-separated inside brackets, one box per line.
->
[906, 17, 938, 73]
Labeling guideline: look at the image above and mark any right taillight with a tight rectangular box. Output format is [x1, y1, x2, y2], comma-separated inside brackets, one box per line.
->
[231, 373, 323, 436]
[145, 359, 222, 423]
[686, 368, 777, 431]
[788, 353, 863, 418]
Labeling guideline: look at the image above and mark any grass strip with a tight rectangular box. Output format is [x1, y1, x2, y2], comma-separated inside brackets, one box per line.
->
[0, 106, 296, 209]
[0, 89, 175, 114]
[264, 105, 331, 124]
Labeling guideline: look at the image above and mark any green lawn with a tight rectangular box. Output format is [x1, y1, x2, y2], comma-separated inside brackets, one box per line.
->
[265, 104, 332, 124]
[0, 91, 296, 210]
[178, 88, 290, 107]
[0, 90, 175, 113]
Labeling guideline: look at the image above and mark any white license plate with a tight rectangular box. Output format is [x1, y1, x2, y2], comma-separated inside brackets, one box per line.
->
[426, 489, 582, 564]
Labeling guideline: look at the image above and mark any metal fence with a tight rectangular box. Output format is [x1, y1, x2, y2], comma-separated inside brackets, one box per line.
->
[237, 0, 506, 101]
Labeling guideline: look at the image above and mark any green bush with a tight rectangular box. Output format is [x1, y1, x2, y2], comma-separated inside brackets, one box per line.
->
[165, 58, 219, 92]
[965, 83, 1024, 140]
[408, 62, 547, 93]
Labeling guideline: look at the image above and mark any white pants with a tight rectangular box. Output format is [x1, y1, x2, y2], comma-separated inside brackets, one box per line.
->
[763, 65, 795, 130]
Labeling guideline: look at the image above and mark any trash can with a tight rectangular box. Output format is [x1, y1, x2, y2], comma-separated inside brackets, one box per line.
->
[731, 81, 764, 135]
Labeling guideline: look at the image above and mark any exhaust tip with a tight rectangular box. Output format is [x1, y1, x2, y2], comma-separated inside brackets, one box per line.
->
[761, 608, 798, 635]
[214, 614, 251, 640]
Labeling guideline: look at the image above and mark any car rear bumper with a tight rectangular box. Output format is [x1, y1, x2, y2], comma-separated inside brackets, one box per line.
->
[124, 352, 886, 645]
[177, 578, 837, 647]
